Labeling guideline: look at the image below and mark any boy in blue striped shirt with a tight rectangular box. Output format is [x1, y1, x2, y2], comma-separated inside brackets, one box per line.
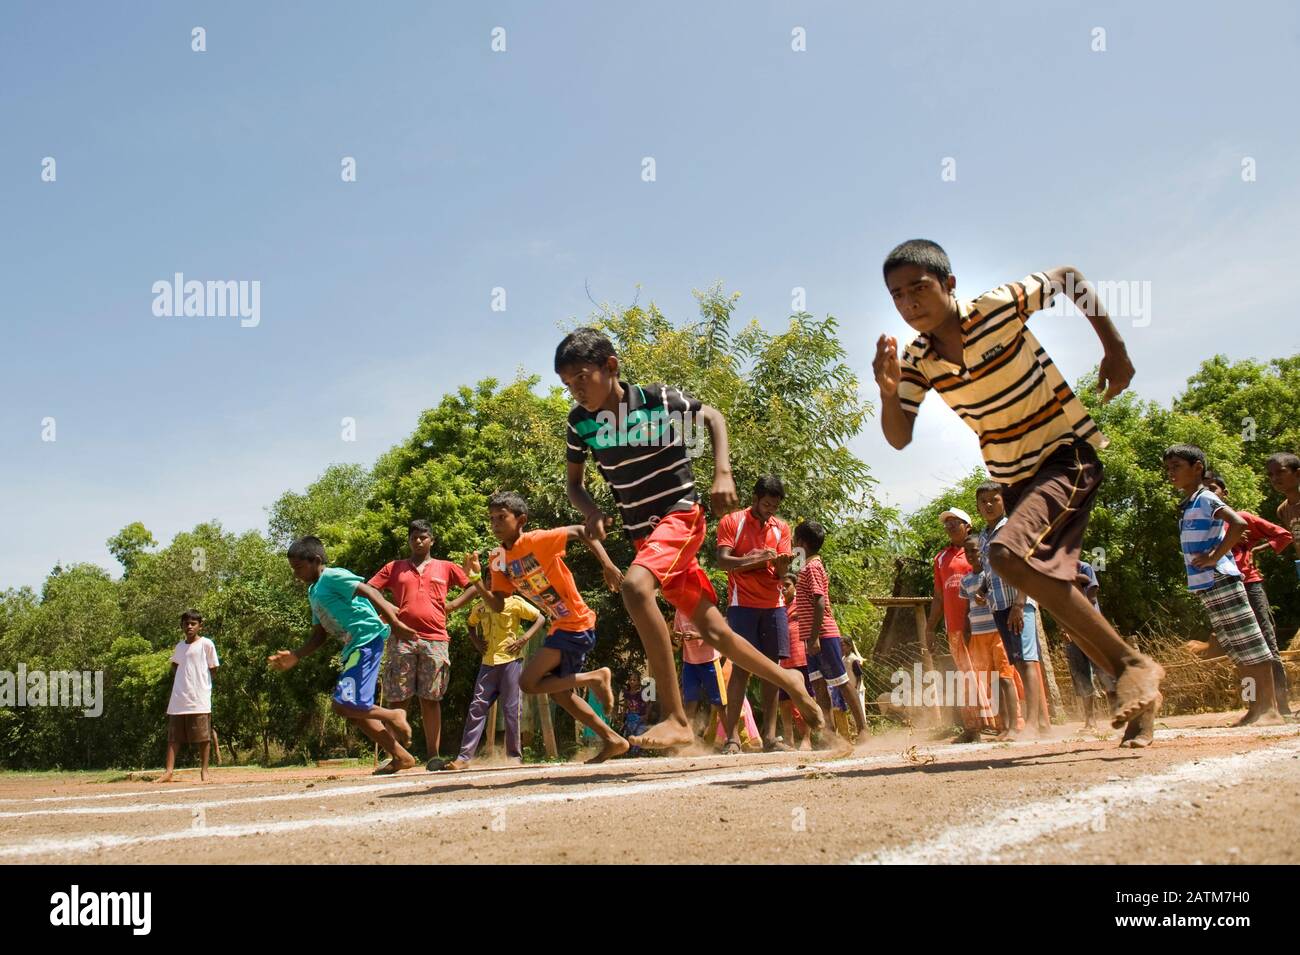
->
[1164, 445, 1283, 727]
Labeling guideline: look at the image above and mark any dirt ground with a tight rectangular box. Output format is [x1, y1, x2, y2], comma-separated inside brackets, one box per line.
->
[3, 711, 1297, 865]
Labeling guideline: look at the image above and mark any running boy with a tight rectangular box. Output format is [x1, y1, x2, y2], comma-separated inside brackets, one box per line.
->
[464, 491, 629, 763]
[556, 327, 824, 750]
[158, 610, 219, 783]
[1165, 445, 1282, 727]
[873, 240, 1163, 746]
[270, 537, 419, 772]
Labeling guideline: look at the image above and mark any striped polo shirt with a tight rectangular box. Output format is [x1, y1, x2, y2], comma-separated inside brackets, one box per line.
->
[896, 272, 1106, 485]
[1178, 486, 1241, 592]
[958, 571, 998, 635]
[566, 382, 701, 540]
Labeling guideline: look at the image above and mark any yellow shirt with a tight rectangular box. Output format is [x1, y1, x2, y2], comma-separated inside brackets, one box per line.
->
[469, 596, 542, 666]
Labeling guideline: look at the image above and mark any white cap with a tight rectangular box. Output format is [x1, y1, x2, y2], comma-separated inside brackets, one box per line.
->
[939, 507, 973, 526]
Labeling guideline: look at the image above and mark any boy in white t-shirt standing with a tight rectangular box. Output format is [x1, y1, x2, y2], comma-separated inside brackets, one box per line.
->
[158, 610, 220, 783]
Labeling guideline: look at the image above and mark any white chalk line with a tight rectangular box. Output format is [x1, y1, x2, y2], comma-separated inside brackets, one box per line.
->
[852, 736, 1300, 865]
[0, 752, 921, 859]
[3, 722, 1293, 837]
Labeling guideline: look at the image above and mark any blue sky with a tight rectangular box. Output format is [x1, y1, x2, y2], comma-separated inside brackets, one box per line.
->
[3, 1, 1298, 589]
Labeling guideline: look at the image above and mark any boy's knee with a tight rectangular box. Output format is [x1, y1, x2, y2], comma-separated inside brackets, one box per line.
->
[620, 569, 656, 604]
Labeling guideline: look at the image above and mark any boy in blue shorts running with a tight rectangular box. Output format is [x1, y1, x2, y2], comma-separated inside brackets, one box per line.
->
[269, 536, 421, 773]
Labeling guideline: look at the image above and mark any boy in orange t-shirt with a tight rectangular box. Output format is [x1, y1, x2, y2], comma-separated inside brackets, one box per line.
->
[465, 491, 629, 763]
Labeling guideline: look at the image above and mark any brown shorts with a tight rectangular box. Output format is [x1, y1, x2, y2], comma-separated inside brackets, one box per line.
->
[168, 713, 212, 745]
[991, 440, 1103, 584]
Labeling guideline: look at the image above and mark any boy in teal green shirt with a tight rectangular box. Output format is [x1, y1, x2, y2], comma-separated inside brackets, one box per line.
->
[269, 536, 422, 773]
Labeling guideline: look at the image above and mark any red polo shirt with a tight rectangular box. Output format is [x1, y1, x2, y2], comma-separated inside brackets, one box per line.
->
[933, 545, 972, 635]
[368, 558, 469, 641]
[716, 508, 792, 609]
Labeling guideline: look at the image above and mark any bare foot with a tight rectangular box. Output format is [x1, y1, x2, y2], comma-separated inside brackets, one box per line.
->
[386, 712, 413, 748]
[373, 754, 417, 775]
[629, 717, 696, 751]
[585, 736, 630, 763]
[590, 667, 615, 713]
[155, 773, 174, 784]
[763, 739, 794, 753]
[1119, 693, 1161, 748]
[440, 759, 469, 771]
[1111, 657, 1165, 729]
[1253, 710, 1286, 727]
[1234, 709, 1259, 727]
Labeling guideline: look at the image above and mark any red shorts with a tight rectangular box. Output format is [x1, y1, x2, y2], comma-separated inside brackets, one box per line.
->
[631, 505, 717, 617]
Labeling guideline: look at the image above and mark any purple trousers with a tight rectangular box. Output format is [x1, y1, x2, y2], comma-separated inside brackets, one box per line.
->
[457, 660, 523, 761]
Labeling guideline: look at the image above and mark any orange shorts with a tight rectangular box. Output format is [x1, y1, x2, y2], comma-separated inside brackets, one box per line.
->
[631, 506, 717, 617]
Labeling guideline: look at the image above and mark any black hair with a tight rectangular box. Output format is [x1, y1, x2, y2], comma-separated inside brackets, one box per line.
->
[1202, 470, 1226, 492]
[287, 536, 327, 564]
[794, 520, 826, 555]
[488, 491, 529, 518]
[179, 609, 203, 625]
[1267, 451, 1300, 471]
[975, 481, 1003, 498]
[882, 239, 952, 284]
[753, 474, 786, 500]
[408, 519, 434, 538]
[1162, 444, 1207, 473]
[554, 327, 617, 374]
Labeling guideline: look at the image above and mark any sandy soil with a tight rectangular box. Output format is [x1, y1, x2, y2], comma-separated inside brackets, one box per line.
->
[2, 711, 1297, 865]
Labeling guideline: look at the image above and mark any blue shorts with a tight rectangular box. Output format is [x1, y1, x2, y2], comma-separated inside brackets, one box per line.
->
[543, 628, 598, 678]
[682, 659, 726, 706]
[726, 606, 790, 663]
[993, 605, 1040, 664]
[807, 636, 849, 688]
[333, 639, 383, 711]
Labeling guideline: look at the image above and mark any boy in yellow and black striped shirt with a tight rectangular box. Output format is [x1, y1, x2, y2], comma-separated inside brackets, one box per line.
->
[872, 239, 1164, 748]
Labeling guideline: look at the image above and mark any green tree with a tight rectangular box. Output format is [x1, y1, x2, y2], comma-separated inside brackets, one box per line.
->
[107, 522, 156, 577]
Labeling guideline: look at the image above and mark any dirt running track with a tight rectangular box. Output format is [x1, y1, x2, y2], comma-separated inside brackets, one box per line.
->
[3, 712, 1298, 865]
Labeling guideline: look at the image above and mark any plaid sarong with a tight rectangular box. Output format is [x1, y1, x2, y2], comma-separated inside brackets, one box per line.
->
[1201, 575, 1275, 668]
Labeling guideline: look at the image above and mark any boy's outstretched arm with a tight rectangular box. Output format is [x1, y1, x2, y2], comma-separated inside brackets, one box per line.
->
[268, 624, 327, 670]
[355, 582, 420, 640]
[567, 525, 624, 591]
[446, 586, 479, 614]
[873, 335, 915, 449]
[697, 405, 738, 514]
[1041, 266, 1135, 402]
[463, 551, 508, 613]
[567, 460, 609, 541]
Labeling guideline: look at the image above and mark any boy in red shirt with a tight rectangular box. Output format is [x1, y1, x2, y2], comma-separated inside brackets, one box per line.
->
[796, 520, 869, 740]
[778, 573, 814, 749]
[715, 475, 796, 752]
[368, 520, 478, 767]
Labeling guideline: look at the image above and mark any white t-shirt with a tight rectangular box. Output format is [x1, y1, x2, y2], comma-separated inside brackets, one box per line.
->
[167, 637, 219, 715]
